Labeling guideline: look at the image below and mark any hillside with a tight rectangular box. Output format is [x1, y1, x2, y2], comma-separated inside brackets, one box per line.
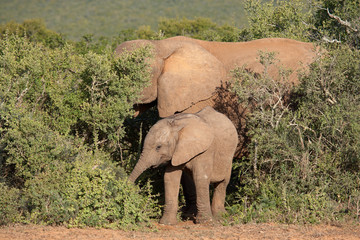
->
[0, 0, 249, 40]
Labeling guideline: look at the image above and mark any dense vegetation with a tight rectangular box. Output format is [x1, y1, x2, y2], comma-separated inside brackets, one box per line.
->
[0, 0, 359, 228]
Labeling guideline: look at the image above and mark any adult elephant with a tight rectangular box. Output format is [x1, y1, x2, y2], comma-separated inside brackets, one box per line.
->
[115, 36, 319, 118]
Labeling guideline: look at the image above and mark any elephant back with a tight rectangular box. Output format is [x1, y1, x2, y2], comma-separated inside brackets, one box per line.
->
[196, 106, 238, 148]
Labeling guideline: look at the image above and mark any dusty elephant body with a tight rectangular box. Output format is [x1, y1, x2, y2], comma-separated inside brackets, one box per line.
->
[129, 106, 238, 225]
[115, 36, 318, 118]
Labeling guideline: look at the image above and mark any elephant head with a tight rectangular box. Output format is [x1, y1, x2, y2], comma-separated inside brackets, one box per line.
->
[128, 113, 214, 182]
[115, 37, 226, 117]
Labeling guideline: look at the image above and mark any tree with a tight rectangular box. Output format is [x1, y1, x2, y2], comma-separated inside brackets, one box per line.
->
[313, 0, 360, 48]
[0, 19, 65, 48]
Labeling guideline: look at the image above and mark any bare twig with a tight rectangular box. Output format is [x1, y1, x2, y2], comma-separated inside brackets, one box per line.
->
[324, 88, 338, 105]
[289, 121, 317, 135]
[322, 36, 341, 43]
[275, 105, 288, 129]
[253, 139, 259, 189]
[357, 197, 360, 222]
[325, 8, 358, 32]
[16, 87, 28, 106]
[118, 142, 124, 167]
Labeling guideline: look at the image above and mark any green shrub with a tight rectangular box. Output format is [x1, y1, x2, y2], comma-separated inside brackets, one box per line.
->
[21, 150, 160, 228]
[158, 17, 241, 42]
[242, 0, 360, 47]
[230, 46, 360, 223]
[224, 0, 360, 224]
[0, 19, 66, 48]
[242, 0, 315, 41]
[0, 33, 159, 228]
[0, 182, 22, 224]
[313, 0, 360, 49]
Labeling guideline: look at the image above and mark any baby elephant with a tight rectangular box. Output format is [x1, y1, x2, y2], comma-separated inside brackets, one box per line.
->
[129, 106, 238, 225]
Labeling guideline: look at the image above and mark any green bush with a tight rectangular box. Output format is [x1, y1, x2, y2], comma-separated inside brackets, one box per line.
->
[230, 45, 360, 223]
[0, 19, 66, 48]
[222, 0, 360, 225]
[242, 0, 315, 41]
[0, 182, 22, 224]
[242, 0, 360, 47]
[21, 149, 160, 228]
[313, 0, 360, 49]
[0, 33, 159, 228]
[158, 17, 241, 42]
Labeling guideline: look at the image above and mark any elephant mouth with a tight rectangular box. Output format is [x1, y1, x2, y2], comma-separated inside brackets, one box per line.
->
[153, 161, 169, 168]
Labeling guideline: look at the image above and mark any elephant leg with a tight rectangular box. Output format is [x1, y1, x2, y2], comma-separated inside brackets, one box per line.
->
[160, 165, 182, 225]
[211, 180, 228, 218]
[181, 171, 197, 219]
[193, 175, 212, 224]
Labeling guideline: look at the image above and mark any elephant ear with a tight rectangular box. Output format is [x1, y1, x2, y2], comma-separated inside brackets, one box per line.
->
[115, 40, 161, 104]
[171, 116, 214, 166]
[157, 42, 225, 117]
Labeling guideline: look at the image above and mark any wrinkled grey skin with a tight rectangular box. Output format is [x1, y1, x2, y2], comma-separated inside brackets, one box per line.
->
[129, 107, 238, 225]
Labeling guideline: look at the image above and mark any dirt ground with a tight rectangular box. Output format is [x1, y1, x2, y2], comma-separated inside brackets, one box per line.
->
[1, 221, 360, 240]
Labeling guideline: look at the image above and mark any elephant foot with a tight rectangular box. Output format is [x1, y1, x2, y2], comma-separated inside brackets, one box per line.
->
[159, 215, 178, 225]
[212, 207, 227, 219]
[195, 213, 213, 224]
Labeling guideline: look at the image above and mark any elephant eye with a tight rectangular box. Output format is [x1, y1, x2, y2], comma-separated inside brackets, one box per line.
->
[156, 145, 162, 151]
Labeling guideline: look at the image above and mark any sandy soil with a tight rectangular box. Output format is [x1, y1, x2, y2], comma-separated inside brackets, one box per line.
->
[1, 221, 359, 240]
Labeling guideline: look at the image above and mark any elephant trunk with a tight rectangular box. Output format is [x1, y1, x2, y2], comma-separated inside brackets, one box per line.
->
[128, 155, 151, 183]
